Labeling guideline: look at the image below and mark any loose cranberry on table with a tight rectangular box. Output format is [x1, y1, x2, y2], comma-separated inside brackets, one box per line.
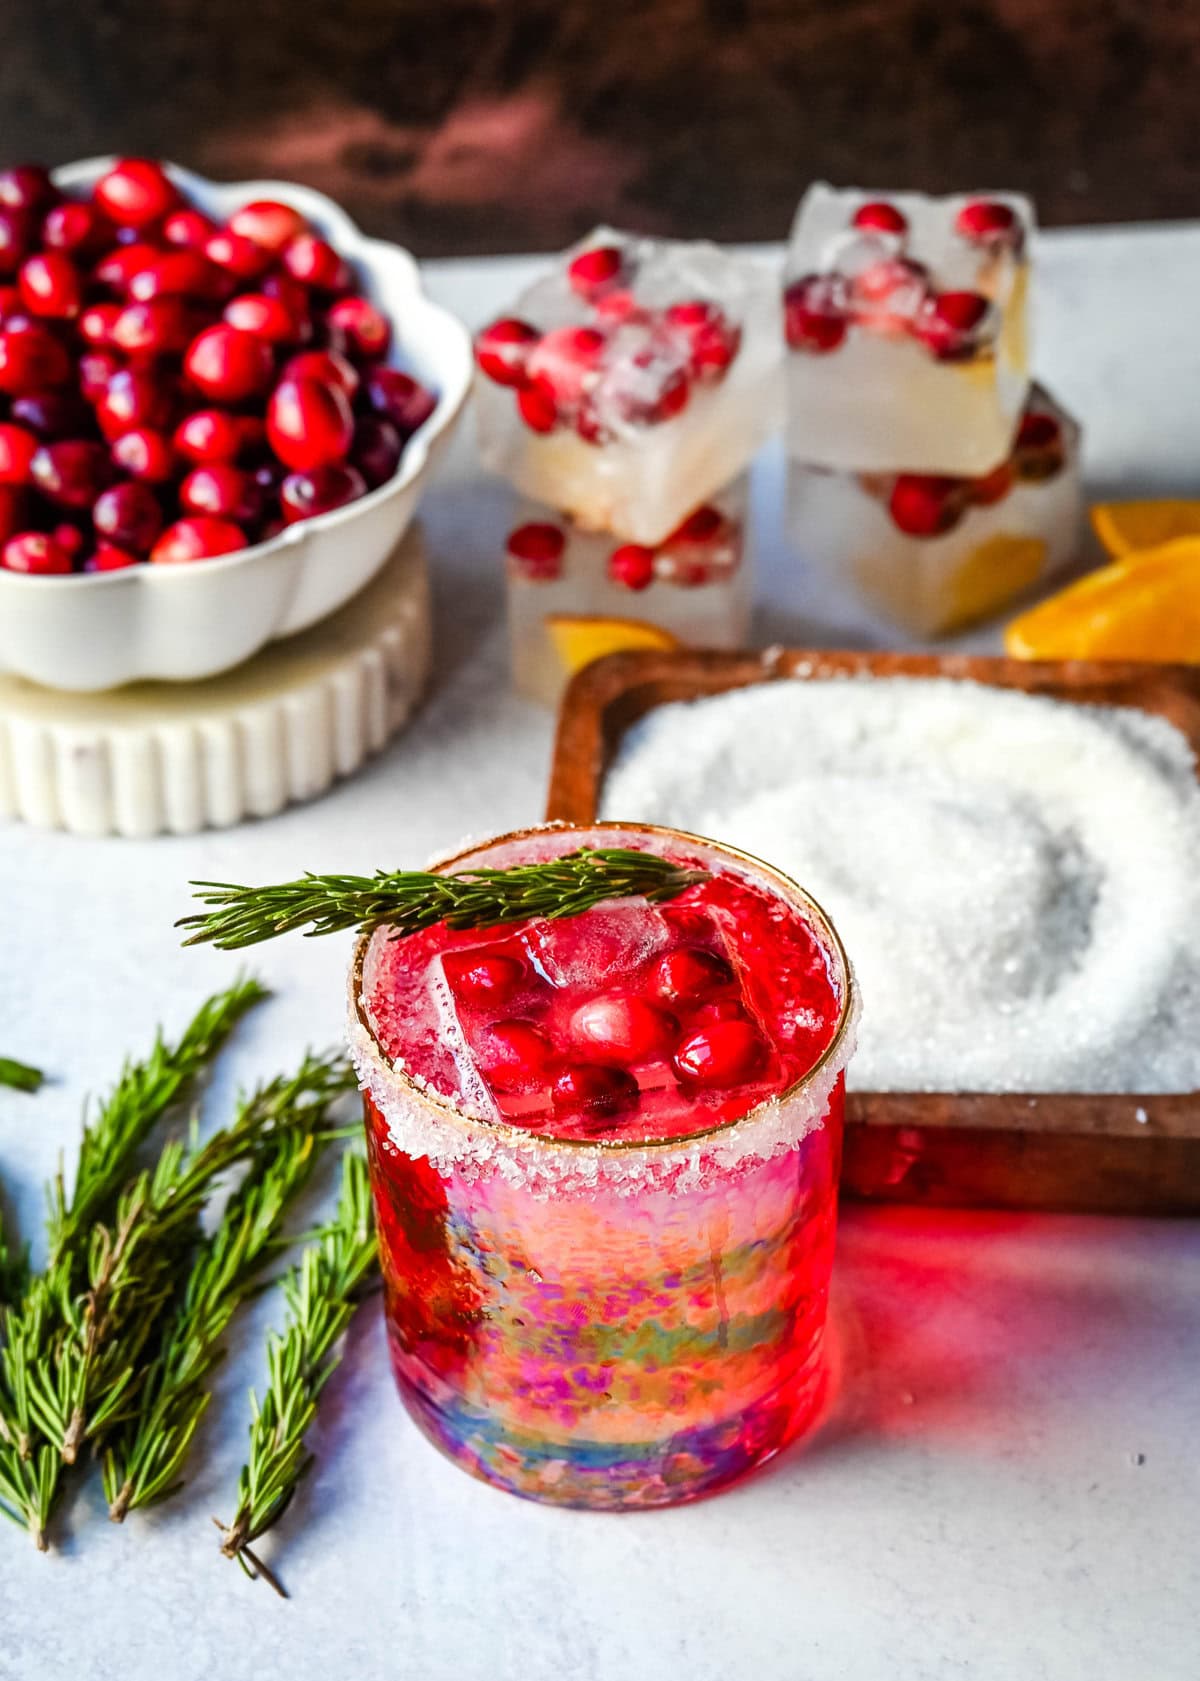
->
[505, 522, 565, 581]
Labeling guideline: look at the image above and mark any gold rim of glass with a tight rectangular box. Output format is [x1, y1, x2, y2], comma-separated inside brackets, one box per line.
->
[351, 820, 855, 1154]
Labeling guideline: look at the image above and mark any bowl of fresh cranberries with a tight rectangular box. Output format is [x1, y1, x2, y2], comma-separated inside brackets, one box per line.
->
[0, 156, 471, 691]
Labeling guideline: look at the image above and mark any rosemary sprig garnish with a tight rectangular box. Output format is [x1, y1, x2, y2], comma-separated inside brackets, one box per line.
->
[179, 848, 708, 951]
[102, 1055, 355, 1522]
[0, 1058, 44, 1094]
[216, 1150, 376, 1597]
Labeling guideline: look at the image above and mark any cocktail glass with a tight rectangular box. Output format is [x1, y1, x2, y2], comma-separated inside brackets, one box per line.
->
[349, 822, 857, 1509]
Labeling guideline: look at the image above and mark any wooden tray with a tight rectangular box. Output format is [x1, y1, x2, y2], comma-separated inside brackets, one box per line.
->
[546, 648, 1200, 1215]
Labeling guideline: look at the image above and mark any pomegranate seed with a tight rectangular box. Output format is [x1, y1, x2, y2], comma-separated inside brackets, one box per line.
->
[86, 542, 141, 572]
[150, 515, 246, 564]
[11, 390, 92, 440]
[483, 1020, 555, 1088]
[95, 367, 173, 442]
[956, 198, 1019, 247]
[92, 480, 163, 552]
[888, 474, 965, 537]
[79, 302, 121, 346]
[445, 952, 525, 1006]
[204, 229, 273, 281]
[0, 166, 56, 215]
[283, 348, 358, 399]
[179, 463, 262, 523]
[566, 244, 625, 298]
[516, 383, 558, 433]
[282, 234, 349, 292]
[664, 299, 741, 382]
[526, 326, 606, 410]
[41, 201, 112, 258]
[327, 295, 390, 361]
[223, 292, 297, 343]
[94, 159, 179, 228]
[653, 947, 734, 1004]
[592, 289, 643, 324]
[227, 200, 308, 253]
[92, 241, 162, 293]
[569, 995, 677, 1064]
[78, 348, 121, 402]
[574, 399, 613, 445]
[174, 407, 244, 463]
[970, 462, 1015, 505]
[505, 522, 564, 580]
[914, 290, 993, 360]
[278, 464, 367, 523]
[0, 422, 37, 483]
[632, 363, 690, 425]
[112, 297, 196, 359]
[852, 255, 928, 305]
[127, 249, 223, 302]
[267, 376, 354, 471]
[111, 426, 174, 482]
[551, 1063, 638, 1120]
[1017, 411, 1062, 452]
[673, 1019, 767, 1088]
[1014, 410, 1066, 479]
[162, 207, 215, 250]
[31, 440, 112, 508]
[363, 367, 436, 437]
[474, 316, 539, 387]
[351, 415, 403, 489]
[608, 543, 655, 591]
[0, 485, 25, 544]
[784, 274, 848, 353]
[0, 323, 70, 392]
[185, 324, 274, 403]
[2, 530, 73, 575]
[852, 200, 909, 236]
[0, 211, 32, 279]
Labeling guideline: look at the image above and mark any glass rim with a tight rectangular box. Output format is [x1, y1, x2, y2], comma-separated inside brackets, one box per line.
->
[350, 819, 856, 1155]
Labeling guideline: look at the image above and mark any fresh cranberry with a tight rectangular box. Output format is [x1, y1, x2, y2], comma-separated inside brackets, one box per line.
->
[363, 366, 436, 436]
[260, 270, 310, 318]
[30, 440, 112, 508]
[326, 295, 390, 361]
[184, 324, 273, 403]
[78, 348, 122, 402]
[112, 297, 196, 359]
[852, 200, 909, 236]
[111, 425, 174, 482]
[608, 543, 655, 591]
[86, 542, 141, 572]
[0, 323, 70, 393]
[204, 229, 273, 281]
[622, 359, 691, 426]
[278, 463, 366, 523]
[551, 1063, 639, 1120]
[0, 211, 32, 279]
[162, 207, 215, 251]
[11, 390, 93, 439]
[445, 952, 525, 1006]
[1016, 411, 1062, 452]
[150, 515, 246, 564]
[180, 463, 263, 524]
[663, 300, 741, 382]
[566, 244, 625, 298]
[653, 947, 734, 1004]
[516, 383, 558, 433]
[92, 480, 163, 552]
[51, 522, 86, 562]
[127, 249, 223, 302]
[350, 415, 402, 489]
[673, 1019, 767, 1088]
[570, 995, 677, 1064]
[1014, 410, 1065, 479]
[970, 462, 1015, 506]
[267, 375, 353, 471]
[574, 399, 612, 445]
[0, 485, 25, 544]
[0, 283, 20, 323]
[956, 198, 1020, 248]
[94, 159, 179, 228]
[505, 522, 564, 580]
[93, 240, 163, 293]
[223, 292, 297, 343]
[526, 326, 605, 411]
[913, 290, 993, 360]
[852, 254, 928, 305]
[173, 407, 243, 463]
[0, 166, 56, 215]
[0, 422, 37, 483]
[95, 367, 173, 441]
[227, 200, 308, 252]
[2, 530, 73, 575]
[474, 317, 539, 387]
[281, 234, 349, 292]
[78, 302, 120, 347]
[669, 504, 724, 544]
[283, 348, 359, 399]
[484, 1019, 555, 1088]
[784, 274, 848, 353]
[41, 201, 112, 259]
[888, 474, 965, 537]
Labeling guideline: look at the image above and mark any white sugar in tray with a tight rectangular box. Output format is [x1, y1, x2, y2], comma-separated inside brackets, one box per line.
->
[600, 676, 1200, 1094]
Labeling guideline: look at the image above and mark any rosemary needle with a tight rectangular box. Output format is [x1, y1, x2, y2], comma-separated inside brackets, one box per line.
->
[0, 1058, 44, 1095]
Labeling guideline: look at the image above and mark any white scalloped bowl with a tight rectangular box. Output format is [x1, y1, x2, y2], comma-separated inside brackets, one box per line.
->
[0, 158, 472, 692]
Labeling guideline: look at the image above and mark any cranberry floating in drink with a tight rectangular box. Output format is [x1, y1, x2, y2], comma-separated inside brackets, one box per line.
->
[784, 185, 1033, 475]
[352, 823, 856, 1508]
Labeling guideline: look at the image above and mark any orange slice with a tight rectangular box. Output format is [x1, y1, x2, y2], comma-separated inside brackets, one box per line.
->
[545, 614, 680, 679]
[1090, 500, 1200, 559]
[943, 533, 1046, 632]
[1005, 543, 1200, 661]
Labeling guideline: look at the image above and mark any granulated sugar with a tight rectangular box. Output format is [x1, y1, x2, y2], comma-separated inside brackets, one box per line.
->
[600, 677, 1200, 1093]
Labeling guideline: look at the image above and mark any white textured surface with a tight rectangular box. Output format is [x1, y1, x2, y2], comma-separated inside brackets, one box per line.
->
[1, 227, 1198, 1681]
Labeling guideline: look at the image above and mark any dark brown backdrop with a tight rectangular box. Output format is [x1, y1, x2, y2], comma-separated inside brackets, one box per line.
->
[2, 0, 1197, 254]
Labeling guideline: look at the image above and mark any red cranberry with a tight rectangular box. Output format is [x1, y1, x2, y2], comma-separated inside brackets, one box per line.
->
[162, 207, 215, 250]
[1016, 411, 1062, 452]
[327, 295, 390, 361]
[51, 522, 86, 562]
[87, 542, 141, 572]
[475, 316, 542, 389]
[0, 485, 25, 544]
[669, 504, 724, 544]
[204, 229, 273, 281]
[0, 211, 32, 279]
[1014, 410, 1065, 479]
[2, 530, 73, 575]
[184, 324, 273, 403]
[516, 383, 558, 433]
[282, 234, 350, 292]
[852, 200, 909, 236]
[574, 399, 613, 445]
[0, 283, 20, 323]
[111, 425, 174, 483]
[0, 166, 57, 215]
[888, 474, 965, 537]
[608, 543, 655, 591]
[267, 376, 353, 471]
[112, 297, 196, 359]
[653, 947, 734, 1004]
[180, 463, 263, 524]
[41, 201, 112, 259]
[260, 270, 310, 318]
[31, 440, 112, 508]
[566, 244, 625, 298]
[283, 348, 359, 399]
[673, 1019, 767, 1088]
[11, 390, 93, 439]
[483, 1019, 554, 1088]
[350, 414, 402, 489]
[551, 1063, 639, 1120]
[569, 995, 677, 1064]
[694, 998, 749, 1025]
[94, 159, 179, 228]
[445, 952, 525, 1006]
[93, 240, 162, 293]
[784, 274, 848, 353]
[505, 522, 564, 580]
[223, 291, 298, 343]
[663, 300, 742, 382]
[0, 422, 37, 483]
[278, 463, 366, 523]
[914, 290, 993, 360]
[95, 367, 173, 442]
[78, 348, 122, 402]
[526, 326, 605, 410]
[363, 367, 436, 437]
[970, 462, 1015, 506]
[227, 200, 308, 253]
[0, 323, 71, 392]
[79, 302, 121, 346]
[956, 198, 1020, 247]
[127, 249, 223, 302]
[150, 515, 246, 564]
[92, 480, 163, 552]
[174, 407, 244, 463]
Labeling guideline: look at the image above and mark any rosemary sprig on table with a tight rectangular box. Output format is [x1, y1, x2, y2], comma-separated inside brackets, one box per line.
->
[0, 1058, 44, 1095]
[179, 848, 708, 950]
[216, 1149, 376, 1597]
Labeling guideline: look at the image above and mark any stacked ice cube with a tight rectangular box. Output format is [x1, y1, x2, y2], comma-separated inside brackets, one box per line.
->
[474, 228, 779, 702]
[783, 185, 1082, 634]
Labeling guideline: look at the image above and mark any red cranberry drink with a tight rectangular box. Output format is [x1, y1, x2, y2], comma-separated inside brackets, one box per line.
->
[351, 823, 857, 1509]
